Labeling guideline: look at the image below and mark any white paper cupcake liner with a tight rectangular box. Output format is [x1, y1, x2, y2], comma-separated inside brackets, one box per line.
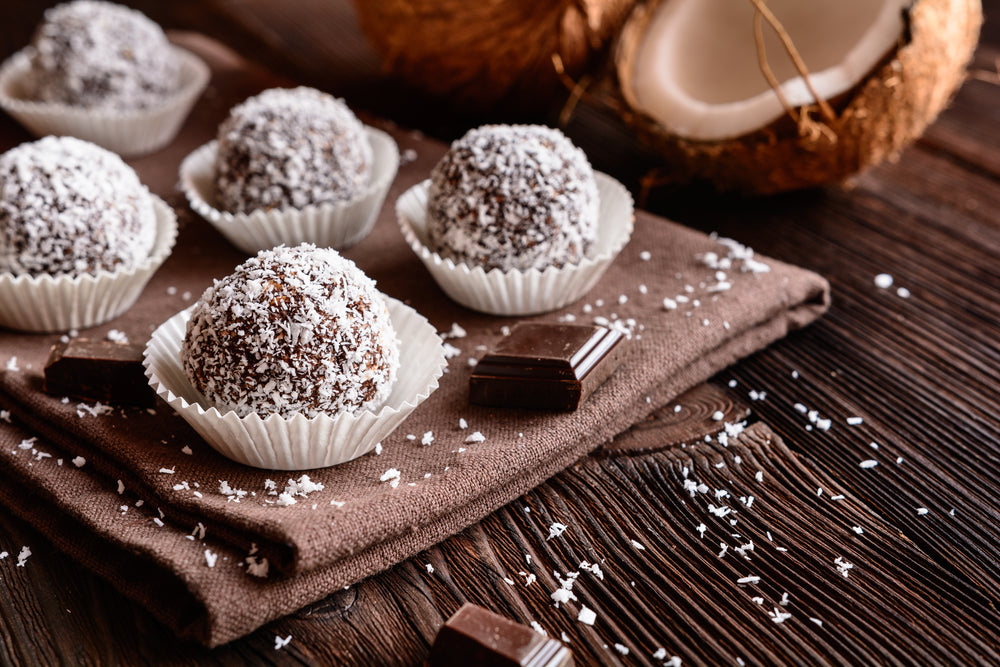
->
[144, 297, 446, 471]
[0, 196, 178, 333]
[0, 45, 210, 157]
[179, 127, 399, 255]
[397, 173, 634, 316]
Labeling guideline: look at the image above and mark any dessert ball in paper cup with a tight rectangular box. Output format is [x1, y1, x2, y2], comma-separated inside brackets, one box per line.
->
[144, 244, 445, 471]
[180, 87, 399, 255]
[0, 136, 177, 333]
[397, 125, 633, 316]
[0, 2, 209, 157]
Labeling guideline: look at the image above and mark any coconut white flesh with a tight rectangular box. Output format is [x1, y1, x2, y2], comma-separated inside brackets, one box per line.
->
[631, 0, 911, 141]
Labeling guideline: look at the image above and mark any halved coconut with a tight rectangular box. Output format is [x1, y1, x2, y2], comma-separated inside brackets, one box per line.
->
[616, 0, 982, 193]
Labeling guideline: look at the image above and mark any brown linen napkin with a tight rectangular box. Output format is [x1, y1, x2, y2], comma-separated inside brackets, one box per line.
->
[0, 35, 830, 646]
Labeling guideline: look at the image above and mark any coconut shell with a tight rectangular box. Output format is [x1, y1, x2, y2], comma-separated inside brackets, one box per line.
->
[353, 0, 637, 111]
[614, 0, 983, 194]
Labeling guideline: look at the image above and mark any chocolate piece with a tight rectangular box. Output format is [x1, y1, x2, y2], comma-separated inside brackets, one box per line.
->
[44, 339, 154, 407]
[470, 323, 627, 411]
[429, 603, 574, 667]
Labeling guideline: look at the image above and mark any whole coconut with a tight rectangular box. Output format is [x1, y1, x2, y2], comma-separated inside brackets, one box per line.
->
[352, 0, 637, 111]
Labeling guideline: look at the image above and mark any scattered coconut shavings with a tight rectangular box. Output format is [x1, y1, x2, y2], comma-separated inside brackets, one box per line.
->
[737, 575, 760, 585]
[275, 492, 297, 507]
[274, 634, 292, 650]
[700, 236, 771, 275]
[529, 621, 547, 636]
[846, 417, 864, 425]
[204, 550, 218, 568]
[810, 617, 824, 627]
[614, 643, 630, 655]
[874, 273, 894, 289]
[284, 475, 325, 498]
[696, 523, 707, 538]
[219, 480, 248, 502]
[18, 437, 36, 450]
[425, 563, 434, 574]
[897, 287, 911, 298]
[859, 460, 879, 469]
[421, 431, 434, 445]
[834, 557, 854, 578]
[458, 418, 468, 429]
[159, 467, 175, 474]
[579, 561, 604, 580]
[547, 522, 568, 540]
[442, 343, 462, 360]
[465, 431, 486, 444]
[653, 648, 667, 660]
[639, 250, 652, 261]
[76, 401, 113, 417]
[246, 555, 269, 578]
[181, 445, 193, 455]
[769, 608, 792, 624]
[5, 357, 19, 372]
[630, 539, 646, 550]
[16, 546, 31, 567]
[550, 587, 577, 607]
[440, 323, 467, 339]
[106, 329, 128, 344]
[917, 507, 929, 515]
[577, 606, 597, 625]
[0, 410, 10, 423]
[380, 468, 401, 488]
[711, 410, 724, 421]
[72, 456, 86, 468]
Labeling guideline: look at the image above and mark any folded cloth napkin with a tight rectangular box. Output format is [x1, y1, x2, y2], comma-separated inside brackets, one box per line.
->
[0, 36, 830, 646]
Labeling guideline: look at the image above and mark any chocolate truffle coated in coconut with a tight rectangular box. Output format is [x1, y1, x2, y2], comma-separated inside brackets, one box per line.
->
[0, 136, 156, 277]
[427, 125, 599, 272]
[182, 244, 399, 419]
[214, 87, 373, 214]
[26, 0, 181, 111]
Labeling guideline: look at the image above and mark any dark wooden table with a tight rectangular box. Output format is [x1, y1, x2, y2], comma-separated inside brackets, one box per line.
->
[2, 2, 999, 664]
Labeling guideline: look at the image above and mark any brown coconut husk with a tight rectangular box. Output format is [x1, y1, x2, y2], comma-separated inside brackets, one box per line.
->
[352, 0, 637, 112]
[613, 0, 983, 194]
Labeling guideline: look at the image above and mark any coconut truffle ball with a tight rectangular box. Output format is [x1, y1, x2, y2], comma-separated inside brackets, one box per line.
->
[0, 136, 156, 277]
[426, 124, 599, 272]
[182, 244, 399, 419]
[213, 87, 373, 214]
[26, 1, 181, 111]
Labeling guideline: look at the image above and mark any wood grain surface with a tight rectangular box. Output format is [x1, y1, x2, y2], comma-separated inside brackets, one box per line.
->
[1, 1, 1000, 665]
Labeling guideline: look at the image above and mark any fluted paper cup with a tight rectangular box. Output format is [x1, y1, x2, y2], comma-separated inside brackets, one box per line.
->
[144, 297, 446, 471]
[0, 196, 178, 333]
[397, 173, 634, 316]
[179, 127, 399, 255]
[0, 46, 210, 157]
